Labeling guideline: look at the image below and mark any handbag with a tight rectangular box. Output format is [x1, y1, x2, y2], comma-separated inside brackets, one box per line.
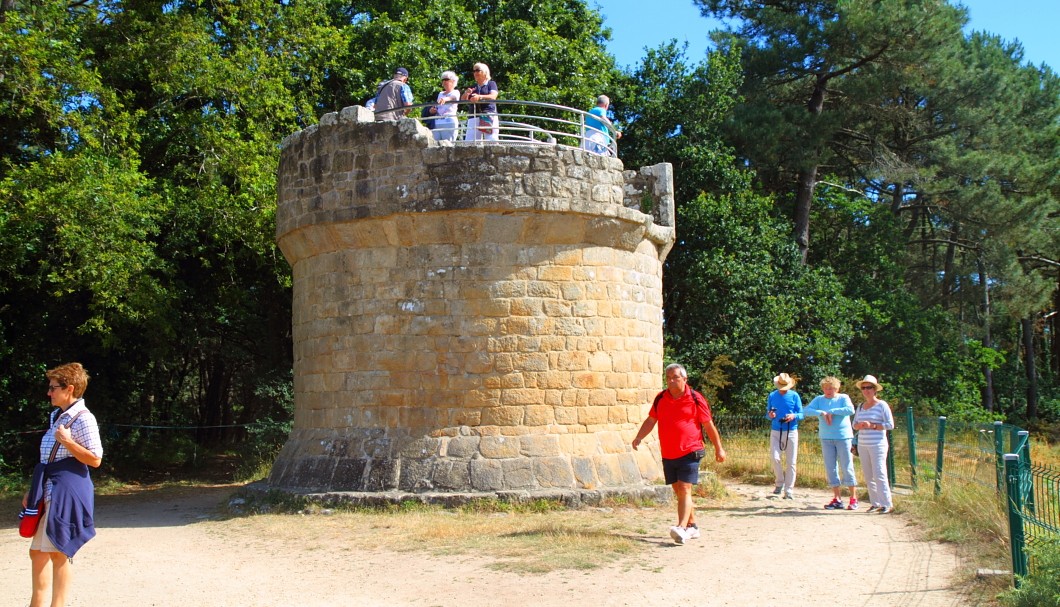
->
[18, 410, 85, 538]
[18, 502, 43, 538]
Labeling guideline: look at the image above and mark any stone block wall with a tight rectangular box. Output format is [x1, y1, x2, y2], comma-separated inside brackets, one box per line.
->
[270, 105, 676, 493]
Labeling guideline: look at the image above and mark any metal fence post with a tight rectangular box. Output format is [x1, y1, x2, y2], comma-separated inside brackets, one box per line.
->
[1017, 430, 1035, 515]
[886, 428, 896, 487]
[906, 408, 918, 490]
[934, 416, 947, 496]
[994, 421, 1005, 494]
[1003, 453, 1028, 587]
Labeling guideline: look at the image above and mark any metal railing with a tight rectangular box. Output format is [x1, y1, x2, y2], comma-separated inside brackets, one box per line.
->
[373, 99, 620, 157]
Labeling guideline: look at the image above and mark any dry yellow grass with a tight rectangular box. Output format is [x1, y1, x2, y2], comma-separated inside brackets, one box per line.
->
[209, 500, 689, 574]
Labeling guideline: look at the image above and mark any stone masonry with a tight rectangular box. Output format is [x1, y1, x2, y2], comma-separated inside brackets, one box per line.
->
[270, 105, 676, 493]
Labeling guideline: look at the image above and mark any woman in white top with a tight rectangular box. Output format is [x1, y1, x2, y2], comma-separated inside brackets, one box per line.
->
[852, 374, 895, 513]
[431, 71, 460, 141]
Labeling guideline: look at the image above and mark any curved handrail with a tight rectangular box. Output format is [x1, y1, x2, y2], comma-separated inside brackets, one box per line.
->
[373, 99, 619, 156]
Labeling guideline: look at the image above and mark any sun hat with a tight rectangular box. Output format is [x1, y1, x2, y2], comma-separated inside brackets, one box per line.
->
[773, 373, 796, 390]
[857, 375, 883, 391]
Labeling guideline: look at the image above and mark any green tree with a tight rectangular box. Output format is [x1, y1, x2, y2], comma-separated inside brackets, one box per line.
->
[0, 0, 633, 471]
[697, 0, 966, 263]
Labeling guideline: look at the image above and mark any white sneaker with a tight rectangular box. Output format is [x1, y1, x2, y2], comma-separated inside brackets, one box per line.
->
[669, 526, 688, 545]
[685, 525, 701, 540]
[783, 491, 794, 500]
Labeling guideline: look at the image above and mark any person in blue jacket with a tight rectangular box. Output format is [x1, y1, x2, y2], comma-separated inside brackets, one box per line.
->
[767, 372, 803, 499]
[802, 376, 859, 510]
[22, 362, 103, 607]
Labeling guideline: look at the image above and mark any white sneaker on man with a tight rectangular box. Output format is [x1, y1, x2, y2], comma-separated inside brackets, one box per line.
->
[669, 526, 688, 545]
[685, 524, 701, 539]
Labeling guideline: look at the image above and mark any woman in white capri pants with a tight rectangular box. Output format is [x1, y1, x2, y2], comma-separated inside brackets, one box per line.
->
[852, 374, 894, 513]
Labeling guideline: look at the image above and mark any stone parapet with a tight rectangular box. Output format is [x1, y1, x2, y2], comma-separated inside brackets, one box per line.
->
[271, 106, 675, 493]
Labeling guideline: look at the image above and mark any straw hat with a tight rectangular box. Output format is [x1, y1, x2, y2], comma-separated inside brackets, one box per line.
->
[773, 373, 797, 390]
[857, 375, 883, 391]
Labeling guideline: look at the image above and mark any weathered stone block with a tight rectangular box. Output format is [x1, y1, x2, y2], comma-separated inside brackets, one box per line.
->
[431, 460, 472, 491]
[571, 456, 600, 489]
[363, 458, 400, 491]
[445, 435, 480, 459]
[533, 456, 576, 488]
[519, 434, 561, 457]
[479, 435, 521, 459]
[500, 458, 536, 489]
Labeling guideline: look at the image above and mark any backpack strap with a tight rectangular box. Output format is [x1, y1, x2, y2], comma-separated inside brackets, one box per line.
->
[650, 390, 665, 416]
[47, 409, 86, 463]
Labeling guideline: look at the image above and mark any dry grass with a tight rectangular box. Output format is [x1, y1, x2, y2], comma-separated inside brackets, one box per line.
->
[902, 482, 1013, 605]
[214, 495, 700, 574]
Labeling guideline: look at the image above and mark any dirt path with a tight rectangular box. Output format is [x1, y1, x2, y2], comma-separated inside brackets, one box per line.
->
[1, 483, 967, 606]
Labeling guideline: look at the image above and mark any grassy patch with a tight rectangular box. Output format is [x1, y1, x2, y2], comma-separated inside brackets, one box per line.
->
[902, 483, 1012, 605]
[209, 504, 658, 574]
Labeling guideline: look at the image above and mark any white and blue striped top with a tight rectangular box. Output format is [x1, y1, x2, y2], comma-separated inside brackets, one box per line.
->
[853, 400, 894, 447]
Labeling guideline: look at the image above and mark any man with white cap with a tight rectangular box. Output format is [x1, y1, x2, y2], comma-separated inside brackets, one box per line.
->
[767, 372, 803, 499]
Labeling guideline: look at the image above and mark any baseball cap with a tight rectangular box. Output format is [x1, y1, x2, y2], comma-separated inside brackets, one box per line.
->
[394, 67, 409, 78]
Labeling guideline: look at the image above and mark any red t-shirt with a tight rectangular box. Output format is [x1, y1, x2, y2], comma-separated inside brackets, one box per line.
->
[649, 387, 713, 460]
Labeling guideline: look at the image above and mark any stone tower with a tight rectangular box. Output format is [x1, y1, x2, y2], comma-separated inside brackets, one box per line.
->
[269, 106, 676, 495]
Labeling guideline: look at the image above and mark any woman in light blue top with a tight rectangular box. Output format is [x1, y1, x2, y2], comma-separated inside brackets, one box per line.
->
[802, 376, 858, 510]
[852, 374, 895, 513]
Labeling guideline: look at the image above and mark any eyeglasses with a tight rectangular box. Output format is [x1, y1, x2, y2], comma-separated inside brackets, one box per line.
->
[47, 384, 65, 392]
[860, 386, 876, 391]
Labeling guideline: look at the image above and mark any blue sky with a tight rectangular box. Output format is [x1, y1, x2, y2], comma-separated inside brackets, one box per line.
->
[593, 0, 1060, 71]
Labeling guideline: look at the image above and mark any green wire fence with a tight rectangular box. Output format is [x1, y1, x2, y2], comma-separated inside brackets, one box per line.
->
[710, 412, 1058, 588]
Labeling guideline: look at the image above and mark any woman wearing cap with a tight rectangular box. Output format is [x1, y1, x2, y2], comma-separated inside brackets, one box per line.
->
[431, 71, 460, 141]
[802, 376, 859, 510]
[22, 362, 103, 607]
[766, 372, 803, 499]
[853, 375, 894, 513]
[461, 62, 499, 141]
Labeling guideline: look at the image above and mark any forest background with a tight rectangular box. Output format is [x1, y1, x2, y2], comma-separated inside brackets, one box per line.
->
[1, 0, 1058, 476]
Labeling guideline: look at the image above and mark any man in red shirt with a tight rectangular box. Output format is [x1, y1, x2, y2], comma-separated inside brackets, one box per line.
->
[632, 363, 726, 544]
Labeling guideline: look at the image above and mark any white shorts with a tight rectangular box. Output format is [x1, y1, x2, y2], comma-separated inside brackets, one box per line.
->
[29, 502, 59, 552]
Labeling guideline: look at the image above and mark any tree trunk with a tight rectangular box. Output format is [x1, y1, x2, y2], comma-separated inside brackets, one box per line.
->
[793, 74, 828, 265]
[941, 229, 957, 302]
[1053, 272, 1060, 376]
[1022, 316, 1038, 421]
[794, 165, 817, 264]
[0, 0, 13, 24]
[977, 257, 995, 412]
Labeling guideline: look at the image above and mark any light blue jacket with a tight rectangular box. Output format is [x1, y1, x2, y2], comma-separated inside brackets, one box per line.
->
[802, 394, 855, 440]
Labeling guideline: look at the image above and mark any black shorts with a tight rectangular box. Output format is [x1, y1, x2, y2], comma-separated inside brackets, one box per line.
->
[662, 450, 703, 485]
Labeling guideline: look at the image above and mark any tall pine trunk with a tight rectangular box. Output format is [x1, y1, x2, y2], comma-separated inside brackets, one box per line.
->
[1022, 316, 1038, 421]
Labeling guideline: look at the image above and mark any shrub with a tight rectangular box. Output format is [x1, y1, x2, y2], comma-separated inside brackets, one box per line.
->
[1000, 537, 1060, 607]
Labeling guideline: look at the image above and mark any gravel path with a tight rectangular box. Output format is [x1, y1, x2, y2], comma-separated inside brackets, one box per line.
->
[1, 483, 968, 606]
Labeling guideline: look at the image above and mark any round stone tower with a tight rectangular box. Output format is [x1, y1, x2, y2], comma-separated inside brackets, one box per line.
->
[270, 106, 676, 495]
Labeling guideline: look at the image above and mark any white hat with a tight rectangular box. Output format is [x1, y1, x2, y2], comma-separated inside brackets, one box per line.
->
[773, 373, 796, 390]
[857, 375, 883, 391]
